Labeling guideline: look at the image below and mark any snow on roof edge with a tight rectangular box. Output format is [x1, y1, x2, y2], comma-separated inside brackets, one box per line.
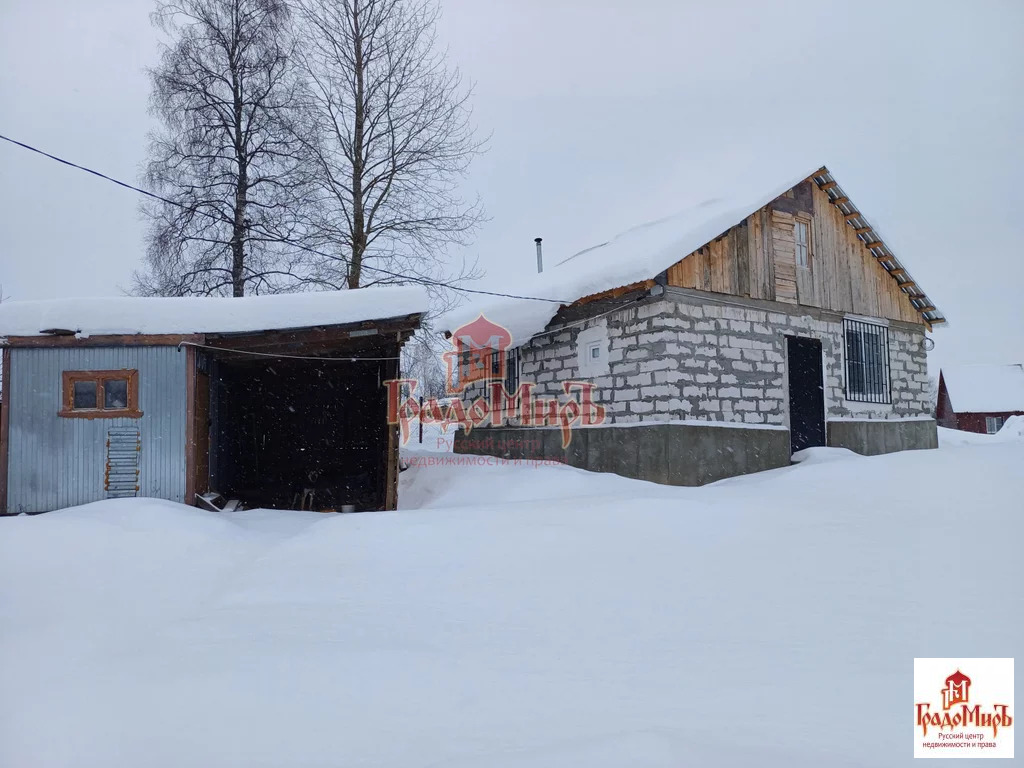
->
[0, 285, 429, 339]
[442, 162, 945, 347]
[440, 164, 823, 347]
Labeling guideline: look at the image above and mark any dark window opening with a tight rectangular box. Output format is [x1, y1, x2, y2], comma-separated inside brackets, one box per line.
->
[103, 378, 128, 409]
[73, 380, 97, 409]
[844, 319, 891, 404]
[505, 348, 520, 393]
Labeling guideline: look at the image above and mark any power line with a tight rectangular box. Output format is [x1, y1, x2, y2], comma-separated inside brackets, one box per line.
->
[177, 340, 401, 362]
[0, 132, 569, 305]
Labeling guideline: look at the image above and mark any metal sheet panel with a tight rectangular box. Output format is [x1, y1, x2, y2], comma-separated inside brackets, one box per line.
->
[105, 426, 141, 498]
[6, 346, 187, 513]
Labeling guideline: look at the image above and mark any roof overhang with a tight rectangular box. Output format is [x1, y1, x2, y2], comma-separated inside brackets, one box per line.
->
[807, 167, 945, 328]
[1, 313, 424, 353]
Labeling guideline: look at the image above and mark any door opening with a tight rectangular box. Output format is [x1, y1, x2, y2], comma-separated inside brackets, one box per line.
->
[786, 336, 826, 454]
[208, 357, 389, 511]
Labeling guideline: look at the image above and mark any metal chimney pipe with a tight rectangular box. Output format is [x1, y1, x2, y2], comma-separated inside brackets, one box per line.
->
[535, 237, 543, 273]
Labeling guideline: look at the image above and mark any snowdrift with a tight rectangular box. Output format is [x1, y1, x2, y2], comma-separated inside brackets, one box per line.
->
[1, 441, 1022, 767]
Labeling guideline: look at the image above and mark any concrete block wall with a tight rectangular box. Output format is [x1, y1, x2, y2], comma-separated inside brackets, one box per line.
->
[454, 422, 793, 487]
[465, 290, 932, 427]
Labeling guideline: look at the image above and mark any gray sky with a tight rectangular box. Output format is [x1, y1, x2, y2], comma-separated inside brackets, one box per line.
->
[1, 0, 1022, 372]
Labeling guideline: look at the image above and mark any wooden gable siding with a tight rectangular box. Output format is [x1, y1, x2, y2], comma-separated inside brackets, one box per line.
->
[665, 232, 742, 296]
[665, 181, 922, 324]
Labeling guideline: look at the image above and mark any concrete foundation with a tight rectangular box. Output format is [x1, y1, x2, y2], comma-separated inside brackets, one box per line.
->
[454, 423, 792, 486]
[826, 419, 938, 456]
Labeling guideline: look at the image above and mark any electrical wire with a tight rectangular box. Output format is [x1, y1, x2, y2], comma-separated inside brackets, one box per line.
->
[0, 133, 570, 305]
[177, 340, 402, 362]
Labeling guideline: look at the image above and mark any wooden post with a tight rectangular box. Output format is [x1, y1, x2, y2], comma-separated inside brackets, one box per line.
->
[418, 395, 424, 444]
[184, 345, 197, 507]
[0, 347, 10, 514]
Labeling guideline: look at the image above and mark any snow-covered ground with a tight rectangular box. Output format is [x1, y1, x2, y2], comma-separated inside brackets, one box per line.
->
[937, 415, 1024, 446]
[1, 438, 1021, 767]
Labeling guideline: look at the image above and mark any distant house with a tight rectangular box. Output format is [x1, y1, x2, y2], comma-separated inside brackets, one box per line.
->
[936, 364, 1024, 434]
[443, 165, 944, 486]
[0, 288, 426, 514]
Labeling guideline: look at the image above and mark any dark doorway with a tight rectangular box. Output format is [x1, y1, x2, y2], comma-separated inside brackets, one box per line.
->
[786, 336, 826, 454]
[209, 357, 390, 511]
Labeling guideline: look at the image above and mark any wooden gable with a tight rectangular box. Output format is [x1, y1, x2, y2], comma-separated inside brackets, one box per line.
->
[663, 171, 938, 326]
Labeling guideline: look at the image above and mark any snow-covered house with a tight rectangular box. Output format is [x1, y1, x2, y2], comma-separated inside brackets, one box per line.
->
[443, 166, 944, 485]
[0, 288, 426, 514]
[936, 364, 1024, 434]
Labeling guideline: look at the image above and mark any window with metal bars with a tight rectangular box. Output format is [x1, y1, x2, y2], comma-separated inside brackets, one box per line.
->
[504, 348, 520, 393]
[843, 319, 891, 403]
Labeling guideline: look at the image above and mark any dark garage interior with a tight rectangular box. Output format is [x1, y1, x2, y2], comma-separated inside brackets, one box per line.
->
[209, 357, 389, 511]
[185, 314, 422, 513]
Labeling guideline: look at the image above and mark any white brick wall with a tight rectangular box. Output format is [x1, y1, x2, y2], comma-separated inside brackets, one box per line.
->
[457, 292, 933, 426]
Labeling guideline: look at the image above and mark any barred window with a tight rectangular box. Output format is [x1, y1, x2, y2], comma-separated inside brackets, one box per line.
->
[986, 416, 1004, 435]
[844, 319, 891, 403]
[504, 348, 520, 393]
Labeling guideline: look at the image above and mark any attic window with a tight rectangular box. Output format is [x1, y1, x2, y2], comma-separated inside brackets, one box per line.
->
[795, 220, 810, 268]
[60, 370, 142, 419]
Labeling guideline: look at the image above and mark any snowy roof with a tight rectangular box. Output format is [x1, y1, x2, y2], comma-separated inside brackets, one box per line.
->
[441, 163, 942, 347]
[0, 286, 429, 339]
[941, 364, 1024, 413]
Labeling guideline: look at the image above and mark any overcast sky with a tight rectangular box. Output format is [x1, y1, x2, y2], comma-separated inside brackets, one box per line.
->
[1, 0, 1022, 371]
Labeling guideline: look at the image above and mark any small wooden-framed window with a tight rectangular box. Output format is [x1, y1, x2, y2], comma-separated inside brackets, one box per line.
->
[795, 219, 811, 268]
[60, 370, 142, 419]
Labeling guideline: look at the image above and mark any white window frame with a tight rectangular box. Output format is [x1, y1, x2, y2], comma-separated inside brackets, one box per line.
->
[576, 324, 610, 378]
[985, 416, 1004, 434]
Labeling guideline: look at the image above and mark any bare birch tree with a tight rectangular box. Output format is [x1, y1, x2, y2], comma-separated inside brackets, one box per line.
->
[137, 0, 307, 297]
[293, 0, 483, 296]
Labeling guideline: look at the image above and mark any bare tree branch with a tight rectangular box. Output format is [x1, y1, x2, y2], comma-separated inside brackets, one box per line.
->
[136, 0, 310, 297]
[292, 0, 484, 305]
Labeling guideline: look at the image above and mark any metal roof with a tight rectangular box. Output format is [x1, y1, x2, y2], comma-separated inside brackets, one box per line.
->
[808, 167, 946, 328]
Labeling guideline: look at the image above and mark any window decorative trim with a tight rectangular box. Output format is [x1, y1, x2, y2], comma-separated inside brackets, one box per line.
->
[843, 319, 891, 404]
[59, 369, 142, 419]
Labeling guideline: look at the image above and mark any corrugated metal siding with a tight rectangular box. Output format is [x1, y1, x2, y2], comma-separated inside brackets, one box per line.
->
[6, 346, 187, 513]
